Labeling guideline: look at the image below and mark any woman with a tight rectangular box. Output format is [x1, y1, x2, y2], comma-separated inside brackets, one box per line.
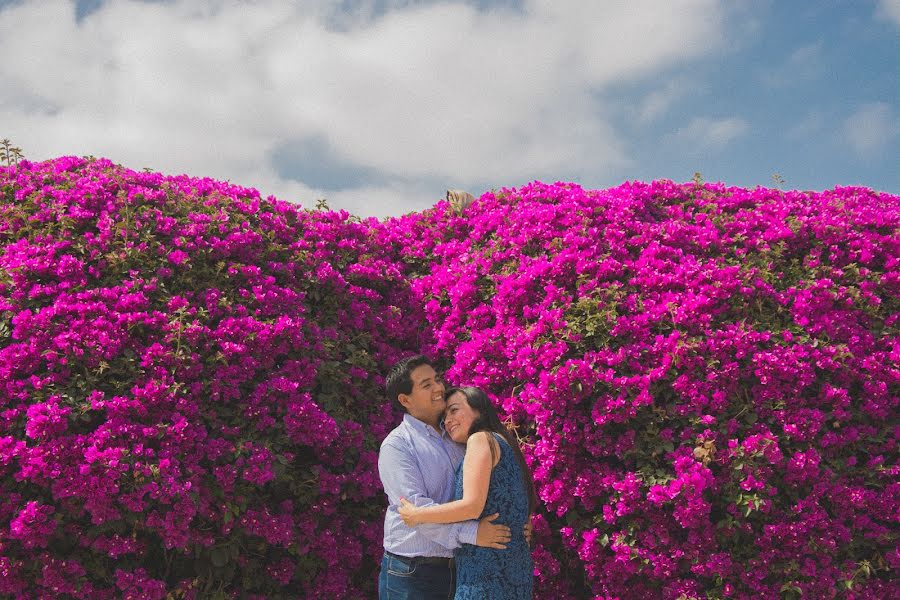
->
[398, 386, 535, 599]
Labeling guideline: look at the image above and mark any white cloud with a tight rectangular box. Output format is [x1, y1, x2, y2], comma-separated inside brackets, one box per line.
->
[636, 80, 690, 124]
[0, 0, 727, 217]
[842, 102, 899, 158]
[876, 0, 900, 27]
[759, 42, 824, 88]
[672, 116, 749, 148]
[328, 181, 443, 220]
[786, 111, 825, 140]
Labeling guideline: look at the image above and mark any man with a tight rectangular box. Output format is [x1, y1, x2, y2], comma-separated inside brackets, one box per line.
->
[377, 355, 512, 599]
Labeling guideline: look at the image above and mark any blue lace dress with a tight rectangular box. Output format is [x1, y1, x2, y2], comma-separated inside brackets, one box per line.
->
[454, 433, 533, 599]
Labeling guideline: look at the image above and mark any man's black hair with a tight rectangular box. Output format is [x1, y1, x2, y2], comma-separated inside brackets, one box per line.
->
[385, 355, 434, 412]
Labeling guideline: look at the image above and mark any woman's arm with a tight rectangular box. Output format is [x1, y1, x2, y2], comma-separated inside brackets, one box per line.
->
[398, 432, 497, 525]
[378, 438, 479, 548]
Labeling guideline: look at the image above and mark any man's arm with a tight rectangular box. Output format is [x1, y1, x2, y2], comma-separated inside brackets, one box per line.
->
[378, 439, 477, 549]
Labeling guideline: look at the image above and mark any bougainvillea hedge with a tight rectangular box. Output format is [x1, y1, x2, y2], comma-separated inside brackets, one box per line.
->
[411, 181, 899, 599]
[0, 157, 426, 598]
[0, 157, 897, 599]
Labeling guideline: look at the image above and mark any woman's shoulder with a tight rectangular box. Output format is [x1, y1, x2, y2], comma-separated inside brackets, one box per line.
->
[466, 431, 503, 465]
[466, 430, 493, 446]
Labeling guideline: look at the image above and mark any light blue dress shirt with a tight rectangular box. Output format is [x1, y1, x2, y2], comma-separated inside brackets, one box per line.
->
[378, 414, 478, 557]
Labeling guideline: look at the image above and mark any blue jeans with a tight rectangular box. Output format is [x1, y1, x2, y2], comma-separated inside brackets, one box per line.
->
[378, 552, 455, 600]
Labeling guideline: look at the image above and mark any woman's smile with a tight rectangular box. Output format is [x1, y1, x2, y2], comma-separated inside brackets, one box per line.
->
[444, 391, 480, 442]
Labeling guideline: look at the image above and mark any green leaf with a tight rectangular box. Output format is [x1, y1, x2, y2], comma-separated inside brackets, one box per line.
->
[210, 547, 229, 568]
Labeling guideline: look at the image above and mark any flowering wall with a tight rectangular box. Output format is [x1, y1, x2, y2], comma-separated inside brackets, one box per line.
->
[0, 157, 425, 598]
[0, 158, 897, 599]
[412, 181, 899, 599]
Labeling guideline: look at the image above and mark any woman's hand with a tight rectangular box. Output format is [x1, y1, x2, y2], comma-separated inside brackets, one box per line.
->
[397, 498, 422, 527]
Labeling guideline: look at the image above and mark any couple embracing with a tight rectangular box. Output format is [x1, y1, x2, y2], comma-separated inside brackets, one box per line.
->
[377, 355, 535, 599]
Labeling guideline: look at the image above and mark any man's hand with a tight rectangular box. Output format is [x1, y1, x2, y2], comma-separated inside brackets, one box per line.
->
[523, 514, 533, 547]
[475, 513, 510, 549]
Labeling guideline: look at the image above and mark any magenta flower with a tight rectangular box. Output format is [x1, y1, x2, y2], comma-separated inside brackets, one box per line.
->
[0, 157, 896, 598]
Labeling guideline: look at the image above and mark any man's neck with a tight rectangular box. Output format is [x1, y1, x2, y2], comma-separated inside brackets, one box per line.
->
[408, 413, 442, 433]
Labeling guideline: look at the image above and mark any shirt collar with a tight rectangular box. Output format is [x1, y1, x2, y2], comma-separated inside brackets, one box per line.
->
[403, 413, 450, 439]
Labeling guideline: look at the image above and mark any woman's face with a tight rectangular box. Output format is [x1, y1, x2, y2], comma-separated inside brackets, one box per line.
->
[444, 391, 479, 443]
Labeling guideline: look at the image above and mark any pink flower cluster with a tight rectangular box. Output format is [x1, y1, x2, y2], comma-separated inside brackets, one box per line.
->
[409, 181, 899, 598]
[0, 157, 414, 597]
[1, 158, 897, 598]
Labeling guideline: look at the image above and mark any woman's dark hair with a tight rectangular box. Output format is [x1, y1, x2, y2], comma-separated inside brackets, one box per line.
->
[446, 386, 537, 515]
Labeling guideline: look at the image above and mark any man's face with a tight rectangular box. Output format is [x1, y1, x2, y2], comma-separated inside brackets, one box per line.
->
[399, 364, 445, 425]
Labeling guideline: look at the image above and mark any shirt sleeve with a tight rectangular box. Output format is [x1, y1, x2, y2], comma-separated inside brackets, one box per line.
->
[378, 440, 478, 549]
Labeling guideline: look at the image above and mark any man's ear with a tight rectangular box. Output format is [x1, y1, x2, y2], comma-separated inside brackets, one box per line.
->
[397, 393, 411, 410]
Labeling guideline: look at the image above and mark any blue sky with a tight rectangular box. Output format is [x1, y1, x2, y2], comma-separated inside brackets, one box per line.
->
[1, 1, 897, 218]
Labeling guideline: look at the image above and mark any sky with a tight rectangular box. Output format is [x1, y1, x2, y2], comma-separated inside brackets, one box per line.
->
[1, 1, 898, 219]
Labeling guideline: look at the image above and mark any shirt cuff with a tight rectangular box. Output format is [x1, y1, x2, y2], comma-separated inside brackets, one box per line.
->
[458, 520, 478, 546]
